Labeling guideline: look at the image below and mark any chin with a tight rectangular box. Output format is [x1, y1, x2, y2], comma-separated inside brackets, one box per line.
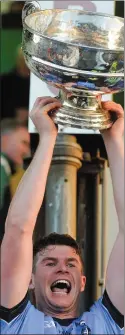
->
[50, 294, 73, 309]
[15, 159, 23, 165]
[52, 301, 72, 310]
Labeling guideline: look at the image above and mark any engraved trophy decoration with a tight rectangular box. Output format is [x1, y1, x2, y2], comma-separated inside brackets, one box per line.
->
[22, 1, 124, 129]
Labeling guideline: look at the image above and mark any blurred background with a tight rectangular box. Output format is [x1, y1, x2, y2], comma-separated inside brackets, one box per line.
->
[0, 0, 124, 312]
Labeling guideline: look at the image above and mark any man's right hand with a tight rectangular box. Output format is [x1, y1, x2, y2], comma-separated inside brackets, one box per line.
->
[30, 96, 62, 136]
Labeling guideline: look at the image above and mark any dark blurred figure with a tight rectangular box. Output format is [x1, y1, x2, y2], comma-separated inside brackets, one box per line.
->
[1, 46, 30, 123]
[0, 118, 30, 243]
[10, 1, 24, 13]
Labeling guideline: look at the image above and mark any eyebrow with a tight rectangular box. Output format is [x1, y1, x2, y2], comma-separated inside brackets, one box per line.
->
[41, 257, 79, 264]
[67, 258, 79, 264]
[41, 257, 57, 263]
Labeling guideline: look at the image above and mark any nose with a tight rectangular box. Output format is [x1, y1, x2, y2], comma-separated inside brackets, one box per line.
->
[56, 262, 69, 273]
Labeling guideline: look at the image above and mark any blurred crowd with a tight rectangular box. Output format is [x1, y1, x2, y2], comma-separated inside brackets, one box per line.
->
[1, 1, 24, 14]
[1, 46, 30, 123]
[1, 1, 31, 243]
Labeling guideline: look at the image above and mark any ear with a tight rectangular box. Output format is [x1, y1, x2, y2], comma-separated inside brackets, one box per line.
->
[80, 275, 86, 292]
[29, 273, 35, 290]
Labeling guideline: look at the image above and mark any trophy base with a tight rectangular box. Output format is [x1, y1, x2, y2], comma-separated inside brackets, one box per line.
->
[53, 90, 113, 130]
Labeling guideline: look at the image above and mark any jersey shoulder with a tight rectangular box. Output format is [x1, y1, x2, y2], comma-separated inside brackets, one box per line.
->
[82, 292, 124, 335]
[1, 300, 45, 334]
[0, 296, 57, 335]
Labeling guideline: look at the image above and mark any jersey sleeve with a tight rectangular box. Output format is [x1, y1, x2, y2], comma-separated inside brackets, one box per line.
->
[0, 293, 29, 334]
[0, 293, 29, 323]
[102, 290, 124, 329]
[88, 290, 124, 334]
[0, 293, 45, 334]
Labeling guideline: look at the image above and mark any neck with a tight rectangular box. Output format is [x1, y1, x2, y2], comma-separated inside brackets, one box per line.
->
[37, 303, 79, 319]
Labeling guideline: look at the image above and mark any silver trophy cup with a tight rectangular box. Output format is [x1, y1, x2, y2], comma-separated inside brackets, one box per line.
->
[22, 1, 124, 129]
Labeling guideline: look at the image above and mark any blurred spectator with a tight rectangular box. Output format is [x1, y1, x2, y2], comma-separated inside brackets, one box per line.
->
[1, 1, 24, 14]
[1, 46, 30, 123]
[10, 1, 24, 13]
[0, 119, 30, 243]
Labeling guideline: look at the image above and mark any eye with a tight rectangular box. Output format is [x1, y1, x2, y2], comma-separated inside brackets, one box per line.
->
[68, 263, 75, 268]
[46, 263, 56, 267]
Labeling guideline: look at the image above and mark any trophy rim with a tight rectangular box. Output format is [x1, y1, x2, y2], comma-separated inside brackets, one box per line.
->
[32, 55, 124, 78]
[23, 9, 124, 53]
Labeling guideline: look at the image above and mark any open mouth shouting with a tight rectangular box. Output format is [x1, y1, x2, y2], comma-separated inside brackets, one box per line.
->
[51, 279, 71, 295]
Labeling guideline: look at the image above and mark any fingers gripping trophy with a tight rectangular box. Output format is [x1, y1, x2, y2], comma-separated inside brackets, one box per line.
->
[22, 1, 124, 130]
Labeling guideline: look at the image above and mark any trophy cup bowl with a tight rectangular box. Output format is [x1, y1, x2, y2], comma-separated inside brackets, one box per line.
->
[22, 1, 124, 129]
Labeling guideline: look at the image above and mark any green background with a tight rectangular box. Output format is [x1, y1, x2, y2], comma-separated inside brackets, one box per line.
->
[1, 29, 22, 73]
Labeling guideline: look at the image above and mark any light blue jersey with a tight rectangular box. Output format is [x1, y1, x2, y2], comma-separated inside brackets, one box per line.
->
[1, 291, 124, 334]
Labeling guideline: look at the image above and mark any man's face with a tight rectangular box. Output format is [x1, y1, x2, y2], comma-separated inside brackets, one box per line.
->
[6, 127, 30, 165]
[32, 245, 86, 315]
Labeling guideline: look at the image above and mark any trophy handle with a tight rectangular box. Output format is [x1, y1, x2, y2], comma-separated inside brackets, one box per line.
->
[22, 1, 41, 22]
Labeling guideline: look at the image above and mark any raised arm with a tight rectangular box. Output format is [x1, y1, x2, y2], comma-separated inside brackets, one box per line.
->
[1, 97, 62, 308]
[101, 101, 124, 315]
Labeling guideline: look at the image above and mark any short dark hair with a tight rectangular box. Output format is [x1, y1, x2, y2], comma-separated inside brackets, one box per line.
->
[1, 118, 27, 135]
[33, 232, 84, 272]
